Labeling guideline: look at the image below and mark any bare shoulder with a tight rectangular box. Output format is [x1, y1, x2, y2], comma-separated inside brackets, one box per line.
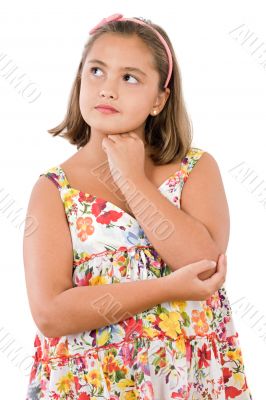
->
[188, 150, 222, 178]
[181, 150, 230, 254]
[23, 173, 73, 262]
[25, 174, 68, 222]
[29, 173, 62, 196]
[181, 150, 225, 194]
[23, 174, 74, 336]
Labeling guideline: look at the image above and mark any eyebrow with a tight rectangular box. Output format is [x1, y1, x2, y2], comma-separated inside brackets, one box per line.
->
[87, 58, 147, 77]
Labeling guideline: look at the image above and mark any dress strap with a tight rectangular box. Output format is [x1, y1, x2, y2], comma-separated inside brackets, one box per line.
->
[39, 166, 70, 193]
[181, 147, 205, 180]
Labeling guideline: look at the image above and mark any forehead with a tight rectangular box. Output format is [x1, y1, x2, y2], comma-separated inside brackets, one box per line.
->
[87, 33, 155, 70]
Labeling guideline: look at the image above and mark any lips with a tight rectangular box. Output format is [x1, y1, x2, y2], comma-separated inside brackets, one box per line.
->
[95, 104, 119, 112]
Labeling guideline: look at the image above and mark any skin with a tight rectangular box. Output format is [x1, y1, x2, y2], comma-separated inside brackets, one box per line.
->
[77, 32, 170, 168]
[75, 31, 227, 280]
[23, 32, 228, 337]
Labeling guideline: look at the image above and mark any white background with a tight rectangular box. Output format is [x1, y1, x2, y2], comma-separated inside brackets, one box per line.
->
[0, 0, 264, 398]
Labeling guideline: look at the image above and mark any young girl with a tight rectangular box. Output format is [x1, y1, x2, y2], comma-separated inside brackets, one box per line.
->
[23, 13, 252, 399]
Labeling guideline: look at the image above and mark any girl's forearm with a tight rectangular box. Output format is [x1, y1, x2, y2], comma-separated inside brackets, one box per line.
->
[121, 177, 221, 271]
[43, 276, 170, 338]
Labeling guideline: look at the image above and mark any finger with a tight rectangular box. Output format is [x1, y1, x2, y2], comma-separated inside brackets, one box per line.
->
[203, 258, 226, 290]
[103, 135, 113, 141]
[121, 132, 136, 139]
[190, 259, 217, 274]
[217, 254, 227, 275]
[117, 132, 137, 140]
[107, 134, 117, 142]
[107, 134, 128, 143]
[128, 132, 138, 139]
[129, 132, 138, 137]
[102, 137, 114, 150]
[120, 133, 133, 140]
[203, 254, 227, 290]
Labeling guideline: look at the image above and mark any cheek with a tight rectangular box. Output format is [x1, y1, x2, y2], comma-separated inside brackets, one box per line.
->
[128, 101, 152, 121]
[79, 92, 92, 126]
[126, 92, 151, 112]
[79, 89, 85, 117]
[79, 82, 93, 115]
[79, 80, 89, 102]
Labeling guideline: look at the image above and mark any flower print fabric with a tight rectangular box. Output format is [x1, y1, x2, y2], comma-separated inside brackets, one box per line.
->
[25, 147, 253, 399]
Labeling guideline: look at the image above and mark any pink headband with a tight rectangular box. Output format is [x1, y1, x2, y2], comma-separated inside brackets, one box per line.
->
[89, 13, 173, 89]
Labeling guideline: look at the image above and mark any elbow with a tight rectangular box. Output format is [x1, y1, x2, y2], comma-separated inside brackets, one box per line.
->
[205, 240, 224, 264]
[166, 221, 228, 272]
[208, 235, 228, 263]
[35, 307, 59, 339]
[37, 320, 53, 339]
[170, 241, 223, 271]
[197, 224, 228, 264]
[38, 318, 60, 339]
[205, 239, 227, 267]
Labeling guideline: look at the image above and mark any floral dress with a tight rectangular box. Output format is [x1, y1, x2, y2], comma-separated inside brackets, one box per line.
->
[26, 147, 253, 400]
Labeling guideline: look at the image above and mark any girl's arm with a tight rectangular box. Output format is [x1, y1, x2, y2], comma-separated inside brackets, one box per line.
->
[23, 176, 225, 338]
[121, 152, 230, 276]
[23, 176, 172, 338]
[46, 274, 170, 337]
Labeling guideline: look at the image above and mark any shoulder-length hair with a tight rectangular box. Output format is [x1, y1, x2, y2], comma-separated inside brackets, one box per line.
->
[48, 17, 194, 164]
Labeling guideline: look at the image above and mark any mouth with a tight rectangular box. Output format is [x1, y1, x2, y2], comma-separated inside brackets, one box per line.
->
[95, 107, 119, 115]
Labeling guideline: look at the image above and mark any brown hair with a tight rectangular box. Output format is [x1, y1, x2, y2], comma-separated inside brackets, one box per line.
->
[48, 17, 194, 164]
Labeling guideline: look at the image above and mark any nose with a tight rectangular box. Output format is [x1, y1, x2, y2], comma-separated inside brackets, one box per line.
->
[100, 89, 116, 99]
[100, 92, 114, 99]
[99, 79, 118, 99]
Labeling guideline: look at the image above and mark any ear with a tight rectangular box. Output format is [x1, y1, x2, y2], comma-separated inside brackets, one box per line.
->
[154, 88, 171, 112]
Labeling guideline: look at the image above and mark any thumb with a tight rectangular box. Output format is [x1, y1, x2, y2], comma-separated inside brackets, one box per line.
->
[102, 139, 107, 151]
[189, 259, 217, 274]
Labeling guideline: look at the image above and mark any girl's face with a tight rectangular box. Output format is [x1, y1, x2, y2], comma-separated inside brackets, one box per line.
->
[79, 33, 169, 137]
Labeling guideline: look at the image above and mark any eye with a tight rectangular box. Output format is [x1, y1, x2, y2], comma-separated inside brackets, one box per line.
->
[90, 67, 139, 84]
[123, 74, 139, 84]
[90, 67, 103, 77]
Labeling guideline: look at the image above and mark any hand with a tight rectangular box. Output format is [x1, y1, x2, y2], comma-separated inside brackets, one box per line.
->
[102, 132, 146, 190]
[164, 253, 227, 301]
